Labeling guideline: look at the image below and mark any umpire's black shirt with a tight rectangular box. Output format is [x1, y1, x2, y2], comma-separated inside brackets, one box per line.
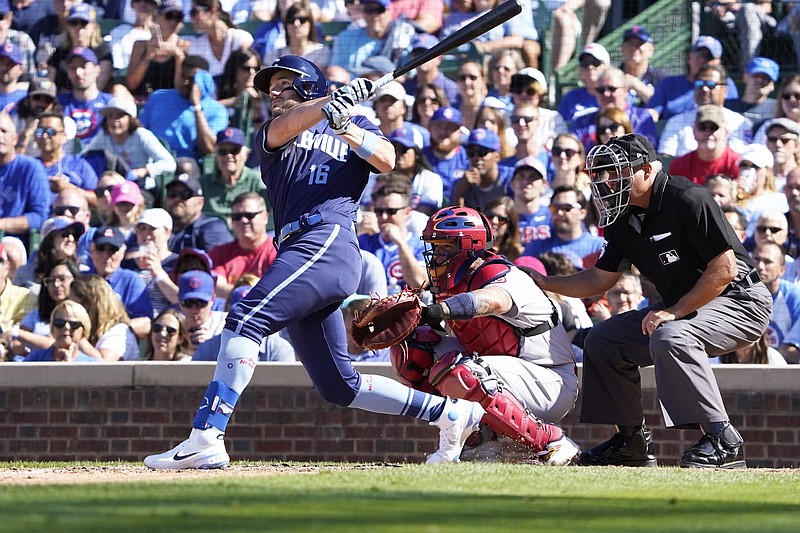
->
[595, 170, 755, 308]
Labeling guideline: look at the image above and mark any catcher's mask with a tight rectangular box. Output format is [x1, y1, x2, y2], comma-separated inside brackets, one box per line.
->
[586, 133, 653, 228]
[421, 206, 493, 294]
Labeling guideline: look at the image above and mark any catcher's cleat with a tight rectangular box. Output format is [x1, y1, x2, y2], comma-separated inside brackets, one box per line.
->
[426, 399, 485, 464]
[538, 435, 581, 466]
[144, 428, 230, 470]
[680, 424, 746, 469]
[579, 425, 658, 467]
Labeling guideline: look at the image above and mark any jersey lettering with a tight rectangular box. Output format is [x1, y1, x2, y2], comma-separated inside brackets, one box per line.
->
[291, 131, 349, 162]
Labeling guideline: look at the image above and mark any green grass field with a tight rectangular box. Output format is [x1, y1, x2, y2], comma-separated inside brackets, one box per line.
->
[1, 462, 799, 533]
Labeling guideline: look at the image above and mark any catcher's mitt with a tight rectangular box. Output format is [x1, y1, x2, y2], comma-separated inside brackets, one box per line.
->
[351, 289, 423, 350]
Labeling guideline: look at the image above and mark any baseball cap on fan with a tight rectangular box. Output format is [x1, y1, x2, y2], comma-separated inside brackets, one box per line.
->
[178, 270, 215, 302]
[692, 35, 723, 59]
[579, 43, 611, 65]
[0, 41, 23, 66]
[623, 25, 653, 44]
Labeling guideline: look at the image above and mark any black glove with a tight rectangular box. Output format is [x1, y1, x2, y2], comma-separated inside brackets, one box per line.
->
[421, 303, 445, 327]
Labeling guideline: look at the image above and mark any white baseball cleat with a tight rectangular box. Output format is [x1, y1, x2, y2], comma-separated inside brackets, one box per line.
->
[538, 435, 581, 466]
[426, 399, 485, 464]
[144, 428, 230, 470]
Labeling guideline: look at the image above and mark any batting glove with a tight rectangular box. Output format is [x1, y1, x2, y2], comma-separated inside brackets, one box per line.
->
[334, 78, 375, 105]
[322, 100, 351, 135]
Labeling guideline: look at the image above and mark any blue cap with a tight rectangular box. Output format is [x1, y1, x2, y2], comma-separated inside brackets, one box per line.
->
[747, 57, 780, 82]
[0, 1, 9, 13]
[229, 285, 252, 308]
[40, 216, 85, 241]
[411, 34, 439, 51]
[68, 47, 98, 65]
[692, 35, 723, 59]
[389, 127, 417, 149]
[0, 41, 22, 65]
[68, 3, 96, 22]
[92, 226, 125, 249]
[623, 25, 652, 43]
[467, 128, 500, 152]
[430, 106, 462, 125]
[216, 127, 246, 147]
[178, 270, 215, 302]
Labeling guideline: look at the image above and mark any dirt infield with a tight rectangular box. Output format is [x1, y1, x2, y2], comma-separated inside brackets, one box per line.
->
[0, 463, 395, 486]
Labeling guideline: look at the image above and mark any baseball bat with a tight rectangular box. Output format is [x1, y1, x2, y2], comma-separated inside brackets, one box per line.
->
[373, 0, 523, 90]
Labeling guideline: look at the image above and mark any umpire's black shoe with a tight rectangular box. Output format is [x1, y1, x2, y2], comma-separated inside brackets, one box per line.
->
[578, 425, 658, 467]
[680, 424, 746, 469]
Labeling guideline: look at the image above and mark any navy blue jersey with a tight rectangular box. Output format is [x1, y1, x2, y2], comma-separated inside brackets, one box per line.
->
[256, 115, 384, 230]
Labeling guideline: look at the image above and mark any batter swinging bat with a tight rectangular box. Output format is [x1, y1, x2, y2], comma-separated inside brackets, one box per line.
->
[373, 0, 523, 90]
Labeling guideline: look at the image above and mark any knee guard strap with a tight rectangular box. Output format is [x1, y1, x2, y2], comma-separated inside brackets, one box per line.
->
[431, 356, 562, 453]
[193, 380, 241, 432]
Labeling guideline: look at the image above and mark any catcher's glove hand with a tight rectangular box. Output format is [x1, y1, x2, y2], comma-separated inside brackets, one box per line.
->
[350, 289, 423, 350]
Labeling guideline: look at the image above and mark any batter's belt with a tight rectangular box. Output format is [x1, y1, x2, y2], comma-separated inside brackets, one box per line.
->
[277, 211, 355, 248]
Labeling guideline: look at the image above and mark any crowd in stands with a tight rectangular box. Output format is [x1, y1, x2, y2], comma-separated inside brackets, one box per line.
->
[0, 0, 799, 365]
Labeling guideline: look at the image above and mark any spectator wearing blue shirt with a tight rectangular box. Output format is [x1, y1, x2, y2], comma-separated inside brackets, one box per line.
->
[89, 226, 154, 333]
[422, 106, 468, 203]
[57, 47, 113, 143]
[0, 110, 49, 245]
[647, 35, 739, 122]
[0, 40, 27, 111]
[509, 156, 552, 245]
[558, 43, 610, 124]
[522, 185, 604, 266]
[452, 128, 514, 210]
[139, 55, 228, 161]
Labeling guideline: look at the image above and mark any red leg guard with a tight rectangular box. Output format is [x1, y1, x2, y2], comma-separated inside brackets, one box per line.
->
[390, 326, 442, 395]
[430, 356, 562, 453]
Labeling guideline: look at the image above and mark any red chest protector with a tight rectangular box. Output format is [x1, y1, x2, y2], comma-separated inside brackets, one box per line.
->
[443, 254, 524, 357]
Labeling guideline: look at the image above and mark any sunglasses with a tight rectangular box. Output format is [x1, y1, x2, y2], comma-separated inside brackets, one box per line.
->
[189, 6, 209, 17]
[181, 299, 209, 309]
[579, 57, 603, 69]
[767, 135, 797, 144]
[53, 205, 81, 217]
[595, 86, 619, 95]
[552, 146, 577, 158]
[68, 19, 89, 28]
[31, 94, 54, 103]
[96, 185, 115, 197]
[43, 275, 74, 287]
[511, 87, 538, 96]
[467, 147, 493, 158]
[695, 121, 720, 133]
[231, 211, 264, 222]
[240, 65, 258, 73]
[362, 5, 386, 14]
[216, 146, 243, 156]
[457, 73, 479, 82]
[167, 188, 195, 200]
[35, 127, 64, 137]
[756, 225, 784, 234]
[549, 203, 583, 214]
[164, 11, 183, 22]
[486, 212, 509, 224]
[373, 207, 404, 217]
[694, 80, 720, 91]
[53, 318, 84, 330]
[692, 49, 714, 61]
[781, 93, 800, 101]
[344, 0, 359, 4]
[597, 121, 623, 133]
[287, 16, 310, 24]
[511, 114, 537, 125]
[420, 96, 440, 105]
[152, 323, 178, 335]
[95, 244, 120, 254]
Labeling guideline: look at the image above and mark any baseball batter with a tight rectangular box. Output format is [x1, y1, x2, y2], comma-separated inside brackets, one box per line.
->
[144, 56, 489, 469]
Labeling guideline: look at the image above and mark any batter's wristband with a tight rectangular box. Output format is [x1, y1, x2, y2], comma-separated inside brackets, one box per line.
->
[443, 293, 478, 320]
[354, 130, 378, 159]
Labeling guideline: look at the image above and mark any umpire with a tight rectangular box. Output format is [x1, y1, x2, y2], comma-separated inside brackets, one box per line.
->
[533, 134, 772, 468]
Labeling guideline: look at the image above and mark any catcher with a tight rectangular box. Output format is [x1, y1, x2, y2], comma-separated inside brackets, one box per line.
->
[353, 206, 580, 464]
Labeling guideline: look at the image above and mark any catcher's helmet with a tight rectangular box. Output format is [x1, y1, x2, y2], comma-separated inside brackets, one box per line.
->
[253, 55, 328, 100]
[586, 133, 656, 228]
[421, 206, 493, 294]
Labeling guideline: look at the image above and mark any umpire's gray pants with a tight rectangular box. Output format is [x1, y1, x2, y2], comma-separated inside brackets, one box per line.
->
[580, 283, 772, 428]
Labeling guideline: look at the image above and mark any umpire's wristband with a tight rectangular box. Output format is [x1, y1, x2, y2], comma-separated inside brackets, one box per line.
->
[422, 304, 446, 326]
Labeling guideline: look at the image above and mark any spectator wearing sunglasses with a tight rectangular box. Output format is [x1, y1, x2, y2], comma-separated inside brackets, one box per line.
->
[508, 68, 566, 160]
[358, 176, 428, 294]
[724, 57, 779, 134]
[22, 300, 96, 362]
[208, 192, 276, 299]
[659, 64, 751, 158]
[486, 49, 524, 111]
[752, 74, 800, 147]
[177, 270, 226, 349]
[557, 43, 610, 124]
[10, 78, 73, 157]
[142, 308, 195, 361]
[13, 215, 86, 291]
[262, 3, 329, 69]
[165, 165, 233, 254]
[200, 128, 270, 230]
[593, 107, 633, 147]
[521, 185, 603, 267]
[330, 0, 416, 76]
[34, 111, 98, 205]
[451, 128, 514, 211]
[647, 35, 739, 123]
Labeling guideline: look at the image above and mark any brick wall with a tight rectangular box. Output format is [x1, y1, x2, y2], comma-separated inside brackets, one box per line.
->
[1, 363, 798, 467]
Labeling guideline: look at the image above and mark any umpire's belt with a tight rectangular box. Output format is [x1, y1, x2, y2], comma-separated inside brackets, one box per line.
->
[277, 211, 354, 247]
[724, 269, 761, 293]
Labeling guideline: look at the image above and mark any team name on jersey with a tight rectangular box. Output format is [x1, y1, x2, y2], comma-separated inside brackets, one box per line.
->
[286, 131, 349, 162]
